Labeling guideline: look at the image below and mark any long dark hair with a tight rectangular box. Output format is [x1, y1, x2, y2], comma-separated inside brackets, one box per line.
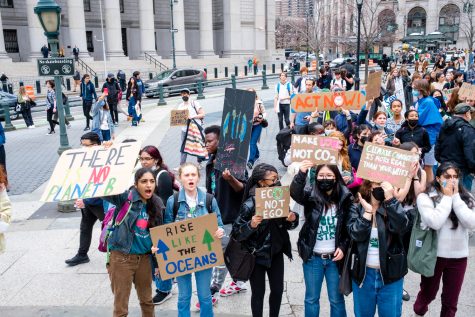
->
[313, 164, 346, 211]
[425, 162, 475, 229]
[140, 145, 178, 191]
[398, 142, 421, 206]
[242, 163, 278, 203]
[134, 168, 164, 227]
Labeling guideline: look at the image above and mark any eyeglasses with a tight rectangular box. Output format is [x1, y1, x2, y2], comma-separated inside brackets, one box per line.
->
[138, 157, 154, 162]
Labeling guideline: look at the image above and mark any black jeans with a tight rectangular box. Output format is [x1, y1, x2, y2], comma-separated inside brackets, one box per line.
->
[46, 108, 58, 132]
[78, 203, 105, 256]
[82, 100, 93, 128]
[0, 144, 6, 181]
[108, 101, 119, 123]
[249, 253, 285, 317]
[277, 103, 290, 130]
[21, 106, 34, 126]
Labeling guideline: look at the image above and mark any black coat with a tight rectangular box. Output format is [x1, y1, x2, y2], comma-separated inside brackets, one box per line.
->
[290, 171, 354, 271]
[395, 122, 431, 156]
[347, 198, 409, 286]
[232, 190, 299, 268]
[435, 116, 475, 174]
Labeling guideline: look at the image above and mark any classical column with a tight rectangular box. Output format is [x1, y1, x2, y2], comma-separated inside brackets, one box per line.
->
[26, 0, 46, 60]
[266, 0, 276, 52]
[254, 0, 266, 51]
[0, 11, 11, 60]
[396, 0, 407, 40]
[67, 0, 90, 59]
[426, 0, 438, 35]
[222, 0, 241, 57]
[198, 0, 217, 57]
[173, 0, 188, 56]
[104, 0, 125, 59]
[139, 0, 157, 56]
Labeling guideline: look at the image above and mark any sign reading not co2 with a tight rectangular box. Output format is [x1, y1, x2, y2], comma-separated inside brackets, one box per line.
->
[37, 58, 75, 77]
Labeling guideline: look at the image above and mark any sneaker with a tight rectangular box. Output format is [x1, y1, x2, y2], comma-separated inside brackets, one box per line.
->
[46, 130, 55, 135]
[83, 127, 90, 131]
[219, 281, 248, 297]
[402, 289, 410, 301]
[246, 162, 253, 170]
[114, 123, 119, 127]
[65, 254, 90, 266]
[153, 290, 172, 305]
[127, 116, 132, 122]
[195, 295, 218, 311]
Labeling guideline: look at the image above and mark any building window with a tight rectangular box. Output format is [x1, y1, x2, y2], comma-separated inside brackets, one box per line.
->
[0, 0, 14, 8]
[86, 31, 94, 52]
[3, 29, 19, 53]
[119, 0, 124, 13]
[83, 0, 91, 12]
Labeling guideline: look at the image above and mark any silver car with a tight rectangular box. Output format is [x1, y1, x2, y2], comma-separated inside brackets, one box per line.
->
[144, 68, 207, 98]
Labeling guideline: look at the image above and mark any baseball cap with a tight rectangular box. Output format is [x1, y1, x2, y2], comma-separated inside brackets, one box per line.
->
[180, 88, 190, 94]
[107, 73, 114, 79]
[454, 103, 475, 114]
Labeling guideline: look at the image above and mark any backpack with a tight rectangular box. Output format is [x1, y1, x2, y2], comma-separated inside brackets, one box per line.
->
[172, 192, 213, 221]
[276, 127, 294, 167]
[277, 82, 292, 95]
[98, 192, 133, 253]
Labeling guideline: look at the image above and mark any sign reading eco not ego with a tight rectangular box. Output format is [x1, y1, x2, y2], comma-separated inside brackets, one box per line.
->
[150, 213, 225, 280]
[255, 186, 290, 219]
[290, 135, 340, 165]
[40, 142, 141, 202]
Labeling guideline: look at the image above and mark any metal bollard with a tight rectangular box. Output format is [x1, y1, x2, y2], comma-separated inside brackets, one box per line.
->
[231, 74, 236, 89]
[224, 67, 228, 78]
[149, 73, 153, 80]
[2, 102, 16, 131]
[244, 66, 248, 76]
[261, 70, 269, 90]
[214, 68, 218, 79]
[157, 84, 167, 106]
[253, 65, 257, 75]
[2, 83, 7, 92]
[36, 80, 41, 94]
[66, 78, 71, 91]
[197, 80, 205, 100]
[234, 66, 238, 76]
[204, 68, 207, 76]
[7, 84, 13, 94]
[94, 76, 99, 88]
[272, 64, 276, 74]
[263, 64, 267, 71]
[19, 81, 24, 87]
[281, 63, 284, 72]
[290, 69, 295, 85]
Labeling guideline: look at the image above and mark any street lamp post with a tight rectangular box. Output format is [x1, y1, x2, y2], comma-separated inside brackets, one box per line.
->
[355, 0, 363, 90]
[34, 0, 71, 155]
[306, 8, 309, 67]
[98, 0, 107, 78]
[170, 0, 177, 69]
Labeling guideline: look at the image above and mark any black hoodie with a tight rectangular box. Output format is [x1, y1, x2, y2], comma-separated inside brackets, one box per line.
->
[395, 121, 431, 156]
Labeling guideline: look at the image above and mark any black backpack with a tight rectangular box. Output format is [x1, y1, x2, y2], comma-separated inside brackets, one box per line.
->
[172, 192, 214, 221]
[275, 127, 294, 167]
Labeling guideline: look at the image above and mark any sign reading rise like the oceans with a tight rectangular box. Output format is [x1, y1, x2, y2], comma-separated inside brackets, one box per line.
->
[40, 142, 141, 202]
[255, 186, 290, 219]
[150, 213, 225, 280]
[291, 91, 366, 112]
[37, 58, 75, 76]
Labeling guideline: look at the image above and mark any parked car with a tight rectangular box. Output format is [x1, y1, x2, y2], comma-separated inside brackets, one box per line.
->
[144, 68, 207, 98]
[0, 91, 19, 121]
[329, 57, 356, 70]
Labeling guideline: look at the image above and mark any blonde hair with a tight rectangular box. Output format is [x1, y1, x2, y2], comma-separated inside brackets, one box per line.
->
[328, 131, 351, 172]
[178, 162, 201, 179]
[19, 86, 26, 95]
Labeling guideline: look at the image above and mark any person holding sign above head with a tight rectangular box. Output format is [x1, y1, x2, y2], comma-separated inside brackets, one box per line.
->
[289, 78, 319, 135]
[357, 100, 394, 144]
[104, 167, 165, 317]
[290, 162, 353, 317]
[347, 180, 410, 317]
[161, 162, 224, 317]
[233, 163, 298, 317]
[274, 72, 292, 130]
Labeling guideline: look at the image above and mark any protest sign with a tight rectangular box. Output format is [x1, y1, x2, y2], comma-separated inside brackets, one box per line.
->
[170, 109, 189, 126]
[255, 186, 290, 219]
[150, 213, 224, 280]
[290, 135, 340, 165]
[458, 82, 472, 99]
[215, 88, 255, 180]
[443, 88, 454, 102]
[291, 91, 365, 112]
[365, 71, 383, 101]
[356, 143, 419, 188]
[41, 142, 141, 202]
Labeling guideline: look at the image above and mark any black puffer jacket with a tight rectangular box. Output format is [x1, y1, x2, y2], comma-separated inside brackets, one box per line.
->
[232, 189, 299, 268]
[290, 171, 354, 272]
[347, 198, 410, 286]
[435, 116, 475, 175]
[395, 121, 431, 157]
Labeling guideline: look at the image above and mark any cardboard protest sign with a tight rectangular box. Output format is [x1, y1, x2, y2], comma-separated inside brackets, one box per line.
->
[291, 91, 366, 112]
[150, 213, 224, 280]
[443, 88, 454, 102]
[170, 109, 189, 126]
[468, 85, 475, 100]
[458, 82, 472, 99]
[255, 186, 290, 219]
[290, 135, 340, 165]
[41, 142, 141, 202]
[356, 143, 419, 188]
[215, 88, 255, 180]
[365, 71, 383, 101]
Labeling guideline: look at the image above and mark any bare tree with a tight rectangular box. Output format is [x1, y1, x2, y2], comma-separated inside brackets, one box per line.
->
[460, 0, 475, 51]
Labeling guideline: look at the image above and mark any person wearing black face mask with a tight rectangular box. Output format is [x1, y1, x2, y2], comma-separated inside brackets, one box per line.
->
[394, 110, 431, 159]
[347, 180, 409, 317]
[349, 124, 371, 171]
[290, 161, 354, 317]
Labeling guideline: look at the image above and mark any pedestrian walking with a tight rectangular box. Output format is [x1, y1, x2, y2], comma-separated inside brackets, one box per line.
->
[247, 88, 266, 170]
[72, 45, 79, 61]
[105, 167, 164, 317]
[290, 162, 352, 317]
[17, 86, 35, 128]
[65, 133, 105, 266]
[102, 73, 121, 126]
[45, 80, 59, 135]
[160, 162, 224, 317]
[233, 163, 298, 317]
[413, 162, 475, 317]
[126, 77, 140, 126]
[79, 74, 97, 131]
[41, 44, 49, 58]
[72, 70, 81, 92]
[90, 91, 115, 142]
[133, 71, 145, 121]
[347, 180, 410, 317]
[274, 72, 292, 130]
[0, 167, 10, 254]
[117, 69, 127, 92]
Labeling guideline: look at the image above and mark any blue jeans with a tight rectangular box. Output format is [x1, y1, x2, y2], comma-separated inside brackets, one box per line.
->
[154, 275, 172, 293]
[248, 124, 262, 165]
[128, 97, 141, 126]
[352, 268, 403, 317]
[462, 173, 474, 193]
[302, 256, 346, 317]
[176, 268, 213, 317]
[101, 129, 111, 141]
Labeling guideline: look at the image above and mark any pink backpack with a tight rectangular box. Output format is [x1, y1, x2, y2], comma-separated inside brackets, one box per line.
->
[98, 192, 133, 253]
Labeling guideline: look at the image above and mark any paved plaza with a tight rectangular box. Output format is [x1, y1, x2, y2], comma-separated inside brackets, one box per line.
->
[1, 83, 475, 316]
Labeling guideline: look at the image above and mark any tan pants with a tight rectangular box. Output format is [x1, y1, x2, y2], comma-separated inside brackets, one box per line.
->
[107, 251, 154, 317]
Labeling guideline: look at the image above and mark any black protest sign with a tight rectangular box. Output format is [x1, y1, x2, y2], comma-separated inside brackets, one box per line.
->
[215, 88, 255, 180]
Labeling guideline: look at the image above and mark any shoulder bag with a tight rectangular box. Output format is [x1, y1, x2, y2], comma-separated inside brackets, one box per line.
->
[224, 236, 256, 281]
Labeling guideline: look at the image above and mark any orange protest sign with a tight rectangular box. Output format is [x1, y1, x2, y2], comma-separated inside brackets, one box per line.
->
[291, 91, 366, 112]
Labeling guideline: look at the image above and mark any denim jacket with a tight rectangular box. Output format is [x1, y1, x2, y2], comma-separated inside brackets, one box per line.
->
[103, 188, 164, 254]
[164, 187, 224, 228]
